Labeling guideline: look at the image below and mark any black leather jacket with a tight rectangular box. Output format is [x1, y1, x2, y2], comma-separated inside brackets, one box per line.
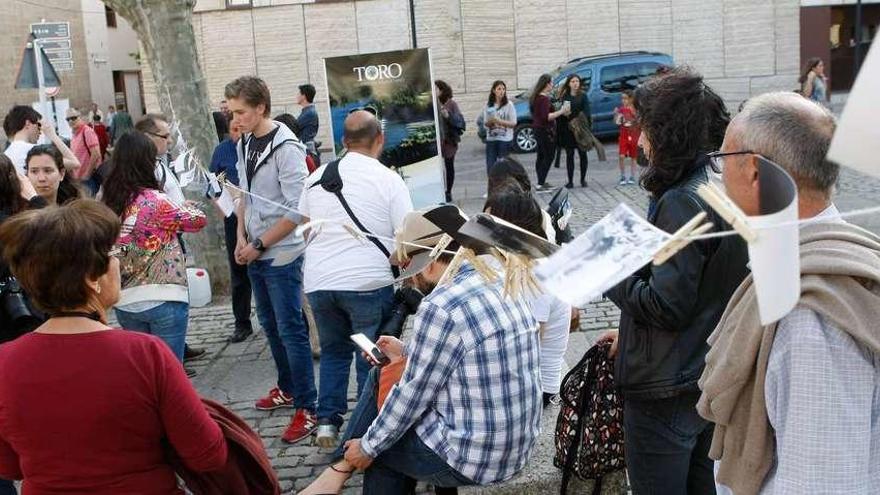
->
[606, 160, 749, 400]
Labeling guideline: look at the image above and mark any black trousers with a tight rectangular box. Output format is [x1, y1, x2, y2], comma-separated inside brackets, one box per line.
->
[534, 128, 554, 186]
[223, 214, 253, 331]
[444, 156, 455, 202]
[623, 391, 716, 495]
[565, 147, 588, 184]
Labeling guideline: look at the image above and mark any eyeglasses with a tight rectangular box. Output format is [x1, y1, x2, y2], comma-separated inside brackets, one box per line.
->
[65, 116, 78, 122]
[146, 131, 171, 140]
[707, 150, 755, 172]
[348, 106, 378, 116]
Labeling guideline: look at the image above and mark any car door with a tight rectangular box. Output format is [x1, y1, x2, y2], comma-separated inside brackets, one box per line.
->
[593, 61, 661, 136]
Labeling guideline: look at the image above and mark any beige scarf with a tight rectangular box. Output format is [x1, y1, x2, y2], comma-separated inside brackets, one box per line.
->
[697, 221, 880, 495]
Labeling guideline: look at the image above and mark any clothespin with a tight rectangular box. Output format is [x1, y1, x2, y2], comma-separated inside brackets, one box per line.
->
[429, 234, 454, 259]
[652, 212, 714, 265]
[697, 183, 758, 243]
[342, 224, 367, 245]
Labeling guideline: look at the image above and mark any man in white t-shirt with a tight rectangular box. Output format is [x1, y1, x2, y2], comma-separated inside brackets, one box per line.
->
[3, 105, 80, 175]
[299, 110, 413, 447]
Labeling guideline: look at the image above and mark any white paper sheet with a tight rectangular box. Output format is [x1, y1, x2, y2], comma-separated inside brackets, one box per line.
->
[178, 166, 198, 188]
[534, 204, 670, 307]
[827, 44, 879, 178]
[171, 149, 192, 174]
[746, 157, 800, 325]
[213, 187, 235, 218]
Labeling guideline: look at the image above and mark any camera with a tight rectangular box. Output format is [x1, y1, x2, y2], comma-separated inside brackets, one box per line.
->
[378, 286, 425, 339]
[0, 277, 42, 335]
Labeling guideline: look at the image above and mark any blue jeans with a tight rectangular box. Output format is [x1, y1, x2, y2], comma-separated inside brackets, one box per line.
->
[116, 301, 189, 362]
[334, 369, 475, 494]
[249, 256, 317, 411]
[623, 392, 715, 495]
[308, 287, 394, 426]
[485, 140, 512, 172]
[0, 479, 15, 495]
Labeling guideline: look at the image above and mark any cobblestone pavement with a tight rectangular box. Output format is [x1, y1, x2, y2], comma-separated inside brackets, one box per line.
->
[178, 131, 880, 494]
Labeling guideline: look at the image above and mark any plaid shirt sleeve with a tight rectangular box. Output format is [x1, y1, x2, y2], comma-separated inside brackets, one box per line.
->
[360, 300, 465, 458]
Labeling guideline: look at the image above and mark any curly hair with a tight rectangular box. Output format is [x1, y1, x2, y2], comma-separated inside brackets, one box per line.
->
[634, 67, 730, 196]
[100, 132, 160, 216]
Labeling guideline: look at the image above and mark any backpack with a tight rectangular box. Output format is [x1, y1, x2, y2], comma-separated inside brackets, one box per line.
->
[554, 341, 625, 495]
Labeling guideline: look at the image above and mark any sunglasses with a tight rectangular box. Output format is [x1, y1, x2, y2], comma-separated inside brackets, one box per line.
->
[66, 116, 79, 122]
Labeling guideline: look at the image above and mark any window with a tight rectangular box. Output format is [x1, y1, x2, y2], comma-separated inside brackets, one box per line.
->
[576, 68, 593, 91]
[600, 63, 660, 93]
[226, 0, 252, 8]
[105, 6, 117, 28]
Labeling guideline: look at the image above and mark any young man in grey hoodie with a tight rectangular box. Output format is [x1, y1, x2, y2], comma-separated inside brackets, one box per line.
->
[226, 76, 318, 444]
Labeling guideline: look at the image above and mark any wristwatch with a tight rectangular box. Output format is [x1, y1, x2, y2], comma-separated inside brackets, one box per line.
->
[251, 238, 266, 252]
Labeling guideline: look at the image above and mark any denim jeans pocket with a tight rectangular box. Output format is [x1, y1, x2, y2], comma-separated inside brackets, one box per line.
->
[641, 394, 705, 439]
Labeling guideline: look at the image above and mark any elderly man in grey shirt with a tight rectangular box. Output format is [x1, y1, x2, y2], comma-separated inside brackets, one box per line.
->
[698, 92, 880, 495]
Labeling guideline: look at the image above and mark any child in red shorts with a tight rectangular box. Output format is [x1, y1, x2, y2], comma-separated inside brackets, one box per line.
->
[614, 90, 640, 185]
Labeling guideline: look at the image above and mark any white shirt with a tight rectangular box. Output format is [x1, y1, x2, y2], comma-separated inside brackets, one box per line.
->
[528, 292, 572, 394]
[4, 140, 35, 175]
[299, 151, 413, 292]
[156, 156, 185, 206]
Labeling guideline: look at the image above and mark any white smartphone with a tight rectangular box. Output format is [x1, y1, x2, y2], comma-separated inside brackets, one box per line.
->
[350, 333, 390, 367]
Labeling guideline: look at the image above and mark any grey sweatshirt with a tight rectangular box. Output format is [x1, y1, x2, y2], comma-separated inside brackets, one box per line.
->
[236, 121, 308, 261]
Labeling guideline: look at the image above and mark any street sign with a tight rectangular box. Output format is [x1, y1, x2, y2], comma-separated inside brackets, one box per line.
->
[15, 35, 61, 89]
[44, 50, 72, 62]
[39, 39, 71, 51]
[30, 22, 70, 40]
[29, 22, 73, 72]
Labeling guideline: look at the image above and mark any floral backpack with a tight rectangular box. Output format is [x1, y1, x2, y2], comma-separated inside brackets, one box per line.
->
[554, 341, 625, 495]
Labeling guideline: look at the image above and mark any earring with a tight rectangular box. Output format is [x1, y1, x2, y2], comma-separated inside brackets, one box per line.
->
[95, 284, 102, 294]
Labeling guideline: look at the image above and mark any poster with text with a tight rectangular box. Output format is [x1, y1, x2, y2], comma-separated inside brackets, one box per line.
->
[324, 48, 444, 207]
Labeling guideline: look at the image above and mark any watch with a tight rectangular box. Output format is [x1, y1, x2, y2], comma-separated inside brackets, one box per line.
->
[251, 238, 266, 252]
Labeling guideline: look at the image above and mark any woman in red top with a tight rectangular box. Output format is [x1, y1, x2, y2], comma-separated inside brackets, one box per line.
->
[528, 74, 569, 190]
[0, 200, 227, 494]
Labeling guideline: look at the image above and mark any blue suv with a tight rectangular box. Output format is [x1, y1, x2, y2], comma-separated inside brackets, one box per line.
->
[477, 51, 673, 152]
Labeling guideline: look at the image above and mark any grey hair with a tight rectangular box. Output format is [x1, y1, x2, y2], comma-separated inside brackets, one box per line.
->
[735, 92, 838, 194]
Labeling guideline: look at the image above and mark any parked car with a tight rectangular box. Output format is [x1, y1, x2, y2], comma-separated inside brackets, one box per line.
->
[477, 51, 674, 153]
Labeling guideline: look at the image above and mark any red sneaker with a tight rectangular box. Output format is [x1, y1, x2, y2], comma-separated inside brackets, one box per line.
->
[281, 409, 318, 444]
[254, 387, 294, 411]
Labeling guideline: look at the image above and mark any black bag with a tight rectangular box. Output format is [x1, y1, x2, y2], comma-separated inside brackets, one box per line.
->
[554, 341, 625, 495]
[310, 159, 399, 278]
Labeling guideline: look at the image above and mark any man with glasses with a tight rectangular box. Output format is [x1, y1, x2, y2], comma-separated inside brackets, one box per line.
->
[67, 108, 101, 195]
[699, 92, 880, 494]
[135, 114, 184, 206]
[3, 105, 79, 175]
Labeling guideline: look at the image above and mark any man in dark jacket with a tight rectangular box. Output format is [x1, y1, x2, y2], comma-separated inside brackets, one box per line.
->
[599, 69, 750, 494]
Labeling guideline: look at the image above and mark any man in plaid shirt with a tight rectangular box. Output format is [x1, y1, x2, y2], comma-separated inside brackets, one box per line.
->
[334, 207, 543, 493]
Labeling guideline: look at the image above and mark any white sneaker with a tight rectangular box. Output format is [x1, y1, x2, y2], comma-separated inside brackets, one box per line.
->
[618, 176, 627, 186]
[627, 176, 636, 185]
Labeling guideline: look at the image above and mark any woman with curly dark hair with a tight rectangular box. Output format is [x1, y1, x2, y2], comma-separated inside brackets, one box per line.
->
[598, 67, 750, 494]
[100, 132, 206, 363]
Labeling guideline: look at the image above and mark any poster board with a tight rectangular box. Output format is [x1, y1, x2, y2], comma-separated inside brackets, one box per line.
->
[324, 48, 445, 207]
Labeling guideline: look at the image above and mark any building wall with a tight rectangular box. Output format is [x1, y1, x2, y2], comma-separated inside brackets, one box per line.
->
[81, 0, 116, 113]
[0, 0, 94, 137]
[142, 0, 802, 146]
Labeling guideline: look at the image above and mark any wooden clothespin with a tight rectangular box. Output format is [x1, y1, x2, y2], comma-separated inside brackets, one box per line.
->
[653, 212, 714, 265]
[429, 234, 454, 259]
[697, 183, 758, 243]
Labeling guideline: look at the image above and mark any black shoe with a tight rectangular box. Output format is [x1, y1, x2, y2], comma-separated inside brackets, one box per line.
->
[227, 327, 253, 343]
[184, 345, 206, 361]
[565, 182, 574, 189]
[581, 180, 588, 188]
[185, 367, 197, 378]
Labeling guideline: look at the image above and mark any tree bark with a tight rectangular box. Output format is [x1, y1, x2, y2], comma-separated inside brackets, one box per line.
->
[102, 0, 230, 295]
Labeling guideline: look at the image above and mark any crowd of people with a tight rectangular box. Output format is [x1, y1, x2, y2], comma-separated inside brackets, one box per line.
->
[0, 54, 875, 495]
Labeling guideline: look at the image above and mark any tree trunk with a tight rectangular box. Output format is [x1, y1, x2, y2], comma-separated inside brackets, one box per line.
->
[101, 0, 230, 295]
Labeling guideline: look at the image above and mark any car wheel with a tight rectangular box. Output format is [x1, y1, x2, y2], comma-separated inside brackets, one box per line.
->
[514, 125, 537, 153]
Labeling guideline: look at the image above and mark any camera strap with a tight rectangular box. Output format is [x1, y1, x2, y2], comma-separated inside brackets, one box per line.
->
[310, 159, 399, 278]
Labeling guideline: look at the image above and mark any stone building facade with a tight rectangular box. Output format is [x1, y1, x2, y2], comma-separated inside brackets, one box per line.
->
[142, 0, 801, 145]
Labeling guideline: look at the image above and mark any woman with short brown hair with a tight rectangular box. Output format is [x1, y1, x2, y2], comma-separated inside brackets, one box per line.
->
[0, 200, 226, 494]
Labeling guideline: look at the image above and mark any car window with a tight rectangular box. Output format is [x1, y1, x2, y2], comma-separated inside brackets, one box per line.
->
[599, 63, 659, 93]
[576, 68, 593, 90]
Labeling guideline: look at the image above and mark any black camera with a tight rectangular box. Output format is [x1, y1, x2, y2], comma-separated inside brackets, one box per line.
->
[378, 286, 425, 339]
[0, 277, 42, 334]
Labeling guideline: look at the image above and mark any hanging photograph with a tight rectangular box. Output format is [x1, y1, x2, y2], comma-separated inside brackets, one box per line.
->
[324, 48, 444, 207]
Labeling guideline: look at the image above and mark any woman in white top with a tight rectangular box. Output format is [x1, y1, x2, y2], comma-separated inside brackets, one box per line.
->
[483, 184, 572, 406]
[482, 80, 517, 173]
